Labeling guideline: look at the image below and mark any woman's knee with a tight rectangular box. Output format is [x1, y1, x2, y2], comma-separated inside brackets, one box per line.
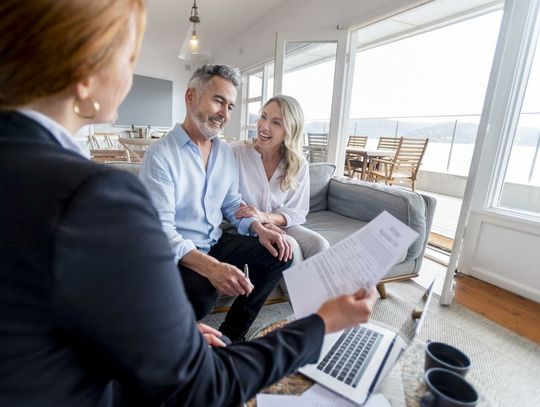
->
[303, 234, 330, 258]
[285, 234, 303, 263]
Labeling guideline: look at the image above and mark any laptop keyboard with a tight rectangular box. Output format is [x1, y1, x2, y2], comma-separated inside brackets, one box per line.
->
[316, 326, 382, 388]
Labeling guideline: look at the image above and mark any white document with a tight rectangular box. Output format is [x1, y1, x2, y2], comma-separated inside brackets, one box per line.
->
[300, 384, 357, 405]
[283, 211, 419, 318]
[302, 385, 392, 407]
[256, 387, 391, 406]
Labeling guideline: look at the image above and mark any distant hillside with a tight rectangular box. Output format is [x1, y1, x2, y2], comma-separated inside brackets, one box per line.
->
[303, 118, 540, 146]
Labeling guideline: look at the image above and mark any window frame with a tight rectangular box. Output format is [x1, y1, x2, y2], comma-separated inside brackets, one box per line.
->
[240, 62, 273, 140]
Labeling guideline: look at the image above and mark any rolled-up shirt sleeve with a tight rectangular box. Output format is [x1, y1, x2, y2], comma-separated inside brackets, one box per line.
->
[278, 161, 310, 228]
[139, 151, 196, 263]
[221, 157, 258, 235]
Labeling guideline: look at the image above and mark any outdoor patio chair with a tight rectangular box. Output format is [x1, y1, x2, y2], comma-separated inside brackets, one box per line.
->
[377, 136, 401, 150]
[345, 135, 368, 177]
[366, 137, 429, 191]
[307, 132, 329, 163]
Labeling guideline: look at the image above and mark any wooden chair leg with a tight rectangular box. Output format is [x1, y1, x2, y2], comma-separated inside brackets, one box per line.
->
[376, 283, 387, 299]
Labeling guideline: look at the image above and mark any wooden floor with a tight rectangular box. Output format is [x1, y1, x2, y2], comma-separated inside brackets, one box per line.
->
[453, 273, 540, 344]
[417, 189, 462, 239]
[417, 191, 540, 344]
[428, 232, 453, 252]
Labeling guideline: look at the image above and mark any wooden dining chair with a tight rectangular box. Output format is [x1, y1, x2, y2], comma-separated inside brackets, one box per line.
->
[118, 137, 158, 162]
[94, 132, 118, 147]
[155, 130, 169, 138]
[377, 136, 401, 150]
[347, 135, 368, 148]
[219, 135, 238, 143]
[88, 133, 116, 149]
[307, 132, 329, 163]
[366, 137, 429, 191]
[88, 132, 128, 163]
[89, 149, 129, 163]
[345, 135, 368, 177]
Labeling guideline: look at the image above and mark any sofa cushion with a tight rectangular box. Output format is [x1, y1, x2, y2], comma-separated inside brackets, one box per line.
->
[326, 178, 427, 261]
[304, 211, 407, 263]
[309, 163, 336, 212]
[305, 211, 367, 246]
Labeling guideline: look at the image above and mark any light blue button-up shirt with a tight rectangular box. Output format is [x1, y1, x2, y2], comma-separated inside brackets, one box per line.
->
[140, 124, 255, 264]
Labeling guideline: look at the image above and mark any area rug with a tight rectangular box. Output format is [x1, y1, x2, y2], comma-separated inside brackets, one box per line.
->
[200, 301, 295, 341]
[202, 281, 540, 406]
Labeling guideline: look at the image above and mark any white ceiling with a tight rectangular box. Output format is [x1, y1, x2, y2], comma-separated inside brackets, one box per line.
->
[145, 0, 290, 55]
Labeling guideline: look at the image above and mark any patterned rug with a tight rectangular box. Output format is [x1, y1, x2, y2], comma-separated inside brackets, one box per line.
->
[202, 281, 540, 406]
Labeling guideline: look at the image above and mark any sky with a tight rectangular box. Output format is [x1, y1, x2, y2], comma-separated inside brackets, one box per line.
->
[280, 11, 540, 123]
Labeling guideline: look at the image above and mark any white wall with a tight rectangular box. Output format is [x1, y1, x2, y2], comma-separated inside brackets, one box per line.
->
[135, 37, 195, 125]
[211, 0, 427, 138]
[460, 211, 540, 302]
[82, 38, 193, 140]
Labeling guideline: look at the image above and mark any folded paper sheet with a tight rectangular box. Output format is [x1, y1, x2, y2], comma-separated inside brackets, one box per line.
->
[284, 211, 419, 319]
[256, 387, 391, 406]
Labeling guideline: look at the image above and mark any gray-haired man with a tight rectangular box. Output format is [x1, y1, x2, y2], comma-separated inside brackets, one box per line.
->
[140, 65, 292, 342]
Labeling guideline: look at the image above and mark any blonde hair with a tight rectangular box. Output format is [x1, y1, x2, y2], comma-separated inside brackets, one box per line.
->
[260, 95, 305, 191]
[0, 0, 146, 109]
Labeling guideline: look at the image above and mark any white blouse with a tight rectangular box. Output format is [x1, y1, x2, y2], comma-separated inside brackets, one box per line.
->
[231, 141, 309, 228]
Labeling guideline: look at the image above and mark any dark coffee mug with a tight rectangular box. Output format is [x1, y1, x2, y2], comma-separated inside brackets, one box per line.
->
[421, 368, 479, 407]
[425, 340, 471, 377]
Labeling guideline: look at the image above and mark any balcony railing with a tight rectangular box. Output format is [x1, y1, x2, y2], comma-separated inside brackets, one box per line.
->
[304, 112, 540, 185]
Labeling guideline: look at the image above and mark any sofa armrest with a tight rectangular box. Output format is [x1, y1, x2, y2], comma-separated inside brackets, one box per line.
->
[326, 178, 436, 261]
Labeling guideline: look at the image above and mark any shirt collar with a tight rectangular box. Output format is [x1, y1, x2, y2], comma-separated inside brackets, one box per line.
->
[17, 109, 90, 159]
[173, 123, 221, 150]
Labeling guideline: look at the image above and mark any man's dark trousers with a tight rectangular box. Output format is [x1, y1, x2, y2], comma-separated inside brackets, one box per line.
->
[179, 232, 291, 340]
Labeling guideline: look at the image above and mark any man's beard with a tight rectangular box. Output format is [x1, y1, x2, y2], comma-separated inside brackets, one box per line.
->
[192, 110, 223, 140]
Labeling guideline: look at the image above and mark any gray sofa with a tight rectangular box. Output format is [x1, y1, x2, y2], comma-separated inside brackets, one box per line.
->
[106, 161, 436, 298]
[306, 163, 436, 297]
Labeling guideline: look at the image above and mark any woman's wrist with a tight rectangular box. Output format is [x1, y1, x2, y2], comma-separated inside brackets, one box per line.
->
[259, 211, 270, 224]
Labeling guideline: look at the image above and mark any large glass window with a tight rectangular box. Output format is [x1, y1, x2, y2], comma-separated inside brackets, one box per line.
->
[280, 41, 338, 162]
[242, 62, 274, 139]
[281, 42, 336, 134]
[348, 11, 502, 175]
[498, 33, 540, 215]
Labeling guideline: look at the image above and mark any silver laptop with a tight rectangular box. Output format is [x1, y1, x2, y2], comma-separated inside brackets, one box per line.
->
[299, 281, 435, 405]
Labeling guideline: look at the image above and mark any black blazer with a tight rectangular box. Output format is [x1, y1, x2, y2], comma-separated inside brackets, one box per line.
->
[0, 111, 324, 407]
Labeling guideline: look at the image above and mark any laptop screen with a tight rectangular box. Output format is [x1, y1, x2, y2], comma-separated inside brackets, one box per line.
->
[398, 280, 435, 343]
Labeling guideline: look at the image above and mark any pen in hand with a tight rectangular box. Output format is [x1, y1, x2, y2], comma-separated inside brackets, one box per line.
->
[244, 264, 250, 296]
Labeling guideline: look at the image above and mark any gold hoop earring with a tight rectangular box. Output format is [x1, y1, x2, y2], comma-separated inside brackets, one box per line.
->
[73, 97, 100, 119]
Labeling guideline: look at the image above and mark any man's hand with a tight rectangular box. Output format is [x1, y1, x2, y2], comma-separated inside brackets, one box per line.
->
[235, 203, 269, 224]
[250, 221, 292, 262]
[197, 323, 226, 347]
[181, 250, 253, 296]
[206, 261, 254, 296]
[316, 288, 378, 333]
[263, 223, 286, 235]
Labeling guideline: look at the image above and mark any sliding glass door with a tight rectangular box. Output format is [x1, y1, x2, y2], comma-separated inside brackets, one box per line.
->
[274, 31, 350, 167]
[444, 0, 540, 304]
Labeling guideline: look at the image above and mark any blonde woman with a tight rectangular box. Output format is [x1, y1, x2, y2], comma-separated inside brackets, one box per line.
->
[233, 95, 330, 260]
